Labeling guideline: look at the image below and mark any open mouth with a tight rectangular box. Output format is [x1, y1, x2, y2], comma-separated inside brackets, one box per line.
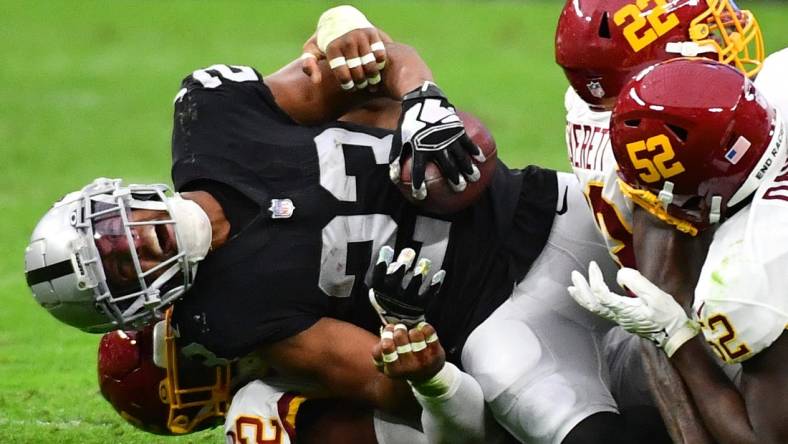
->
[155, 224, 177, 258]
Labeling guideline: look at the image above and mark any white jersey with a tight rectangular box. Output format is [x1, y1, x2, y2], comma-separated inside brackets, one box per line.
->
[565, 87, 636, 267]
[693, 48, 788, 364]
[754, 48, 788, 117]
[224, 380, 304, 444]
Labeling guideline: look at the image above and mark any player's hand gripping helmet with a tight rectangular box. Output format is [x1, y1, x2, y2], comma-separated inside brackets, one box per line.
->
[98, 309, 231, 434]
[24, 178, 211, 332]
[611, 58, 787, 235]
[555, 0, 764, 109]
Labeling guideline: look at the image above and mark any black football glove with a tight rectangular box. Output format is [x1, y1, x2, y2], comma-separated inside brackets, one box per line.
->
[368, 246, 445, 328]
[390, 81, 485, 200]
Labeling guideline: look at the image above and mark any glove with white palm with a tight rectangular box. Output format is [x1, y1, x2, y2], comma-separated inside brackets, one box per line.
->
[391, 81, 484, 200]
[568, 261, 700, 357]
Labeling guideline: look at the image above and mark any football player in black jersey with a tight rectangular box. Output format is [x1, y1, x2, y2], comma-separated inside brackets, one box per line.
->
[25, 7, 665, 443]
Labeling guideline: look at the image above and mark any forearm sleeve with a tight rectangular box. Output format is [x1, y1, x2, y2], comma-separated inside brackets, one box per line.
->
[412, 363, 508, 444]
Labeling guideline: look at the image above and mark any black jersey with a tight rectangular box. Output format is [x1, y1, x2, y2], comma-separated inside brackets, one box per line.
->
[169, 64, 557, 363]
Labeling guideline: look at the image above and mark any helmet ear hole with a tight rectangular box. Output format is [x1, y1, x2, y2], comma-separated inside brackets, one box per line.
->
[598, 12, 611, 39]
[624, 119, 641, 128]
[666, 124, 689, 142]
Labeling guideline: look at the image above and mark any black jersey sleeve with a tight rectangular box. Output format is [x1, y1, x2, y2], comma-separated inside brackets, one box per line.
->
[171, 64, 294, 203]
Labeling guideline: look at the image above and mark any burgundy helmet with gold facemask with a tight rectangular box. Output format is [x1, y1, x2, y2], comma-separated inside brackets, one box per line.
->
[610, 58, 786, 235]
[556, 0, 764, 109]
[97, 309, 230, 435]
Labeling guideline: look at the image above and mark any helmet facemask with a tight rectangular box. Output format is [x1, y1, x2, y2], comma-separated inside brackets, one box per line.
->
[684, 0, 764, 77]
[98, 312, 230, 435]
[154, 309, 230, 434]
[74, 178, 207, 329]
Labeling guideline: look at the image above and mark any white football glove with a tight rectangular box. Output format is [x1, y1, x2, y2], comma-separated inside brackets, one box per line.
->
[568, 261, 700, 357]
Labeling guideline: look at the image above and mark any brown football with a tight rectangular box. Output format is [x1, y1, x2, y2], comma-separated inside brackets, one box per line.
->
[398, 111, 498, 214]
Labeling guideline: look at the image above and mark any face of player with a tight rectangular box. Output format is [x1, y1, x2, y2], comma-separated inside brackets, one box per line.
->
[93, 208, 179, 294]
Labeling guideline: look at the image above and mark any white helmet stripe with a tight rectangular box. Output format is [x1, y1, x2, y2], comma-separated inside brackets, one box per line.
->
[729, 110, 787, 206]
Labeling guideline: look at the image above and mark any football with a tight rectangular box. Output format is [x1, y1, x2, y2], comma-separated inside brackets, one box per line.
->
[398, 111, 498, 214]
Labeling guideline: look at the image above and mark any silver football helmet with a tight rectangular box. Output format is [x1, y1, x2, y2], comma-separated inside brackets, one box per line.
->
[25, 178, 208, 332]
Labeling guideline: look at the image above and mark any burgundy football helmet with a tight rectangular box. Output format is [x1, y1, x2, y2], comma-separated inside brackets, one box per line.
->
[98, 309, 230, 434]
[611, 58, 786, 235]
[555, 0, 764, 109]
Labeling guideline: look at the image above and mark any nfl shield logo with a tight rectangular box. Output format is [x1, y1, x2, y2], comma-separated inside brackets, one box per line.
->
[587, 80, 606, 99]
[269, 199, 295, 219]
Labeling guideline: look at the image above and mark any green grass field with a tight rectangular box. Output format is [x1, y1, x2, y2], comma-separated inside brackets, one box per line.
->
[2, 1, 787, 442]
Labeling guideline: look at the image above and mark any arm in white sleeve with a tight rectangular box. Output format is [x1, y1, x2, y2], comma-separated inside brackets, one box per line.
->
[410, 363, 508, 444]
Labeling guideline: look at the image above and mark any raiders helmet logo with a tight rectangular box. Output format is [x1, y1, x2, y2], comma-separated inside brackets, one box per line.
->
[587, 80, 606, 99]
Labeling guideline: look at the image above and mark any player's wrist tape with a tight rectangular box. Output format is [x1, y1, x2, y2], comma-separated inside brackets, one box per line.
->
[402, 81, 446, 102]
[664, 319, 701, 357]
[316, 5, 374, 52]
[409, 362, 460, 399]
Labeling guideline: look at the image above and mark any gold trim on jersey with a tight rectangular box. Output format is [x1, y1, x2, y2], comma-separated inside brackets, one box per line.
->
[285, 396, 306, 434]
[585, 180, 634, 266]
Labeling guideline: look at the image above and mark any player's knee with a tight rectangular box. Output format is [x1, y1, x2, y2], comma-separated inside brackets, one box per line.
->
[462, 317, 544, 402]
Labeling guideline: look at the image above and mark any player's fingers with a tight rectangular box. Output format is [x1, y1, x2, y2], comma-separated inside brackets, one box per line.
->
[384, 261, 407, 293]
[359, 29, 382, 84]
[434, 150, 466, 193]
[417, 322, 441, 354]
[380, 326, 400, 373]
[403, 274, 424, 303]
[460, 132, 484, 162]
[425, 269, 446, 302]
[570, 270, 594, 306]
[369, 37, 387, 71]
[354, 36, 380, 87]
[411, 151, 428, 200]
[588, 261, 606, 294]
[380, 325, 397, 352]
[393, 324, 412, 348]
[403, 258, 429, 301]
[301, 36, 324, 84]
[617, 268, 667, 307]
[449, 142, 477, 183]
[371, 343, 385, 372]
[392, 323, 419, 370]
[389, 157, 402, 184]
[339, 43, 367, 89]
[372, 246, 394, 288]
[408, 327, 427, 353]
[326, 45, 354, 91]
[395, 248, 416, 269]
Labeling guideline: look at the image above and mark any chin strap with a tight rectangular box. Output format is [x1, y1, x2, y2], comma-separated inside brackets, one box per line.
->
[618, 179, 699, 236]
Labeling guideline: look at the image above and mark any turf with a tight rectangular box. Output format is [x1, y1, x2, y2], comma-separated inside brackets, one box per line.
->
[2, 1, 787, 442]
